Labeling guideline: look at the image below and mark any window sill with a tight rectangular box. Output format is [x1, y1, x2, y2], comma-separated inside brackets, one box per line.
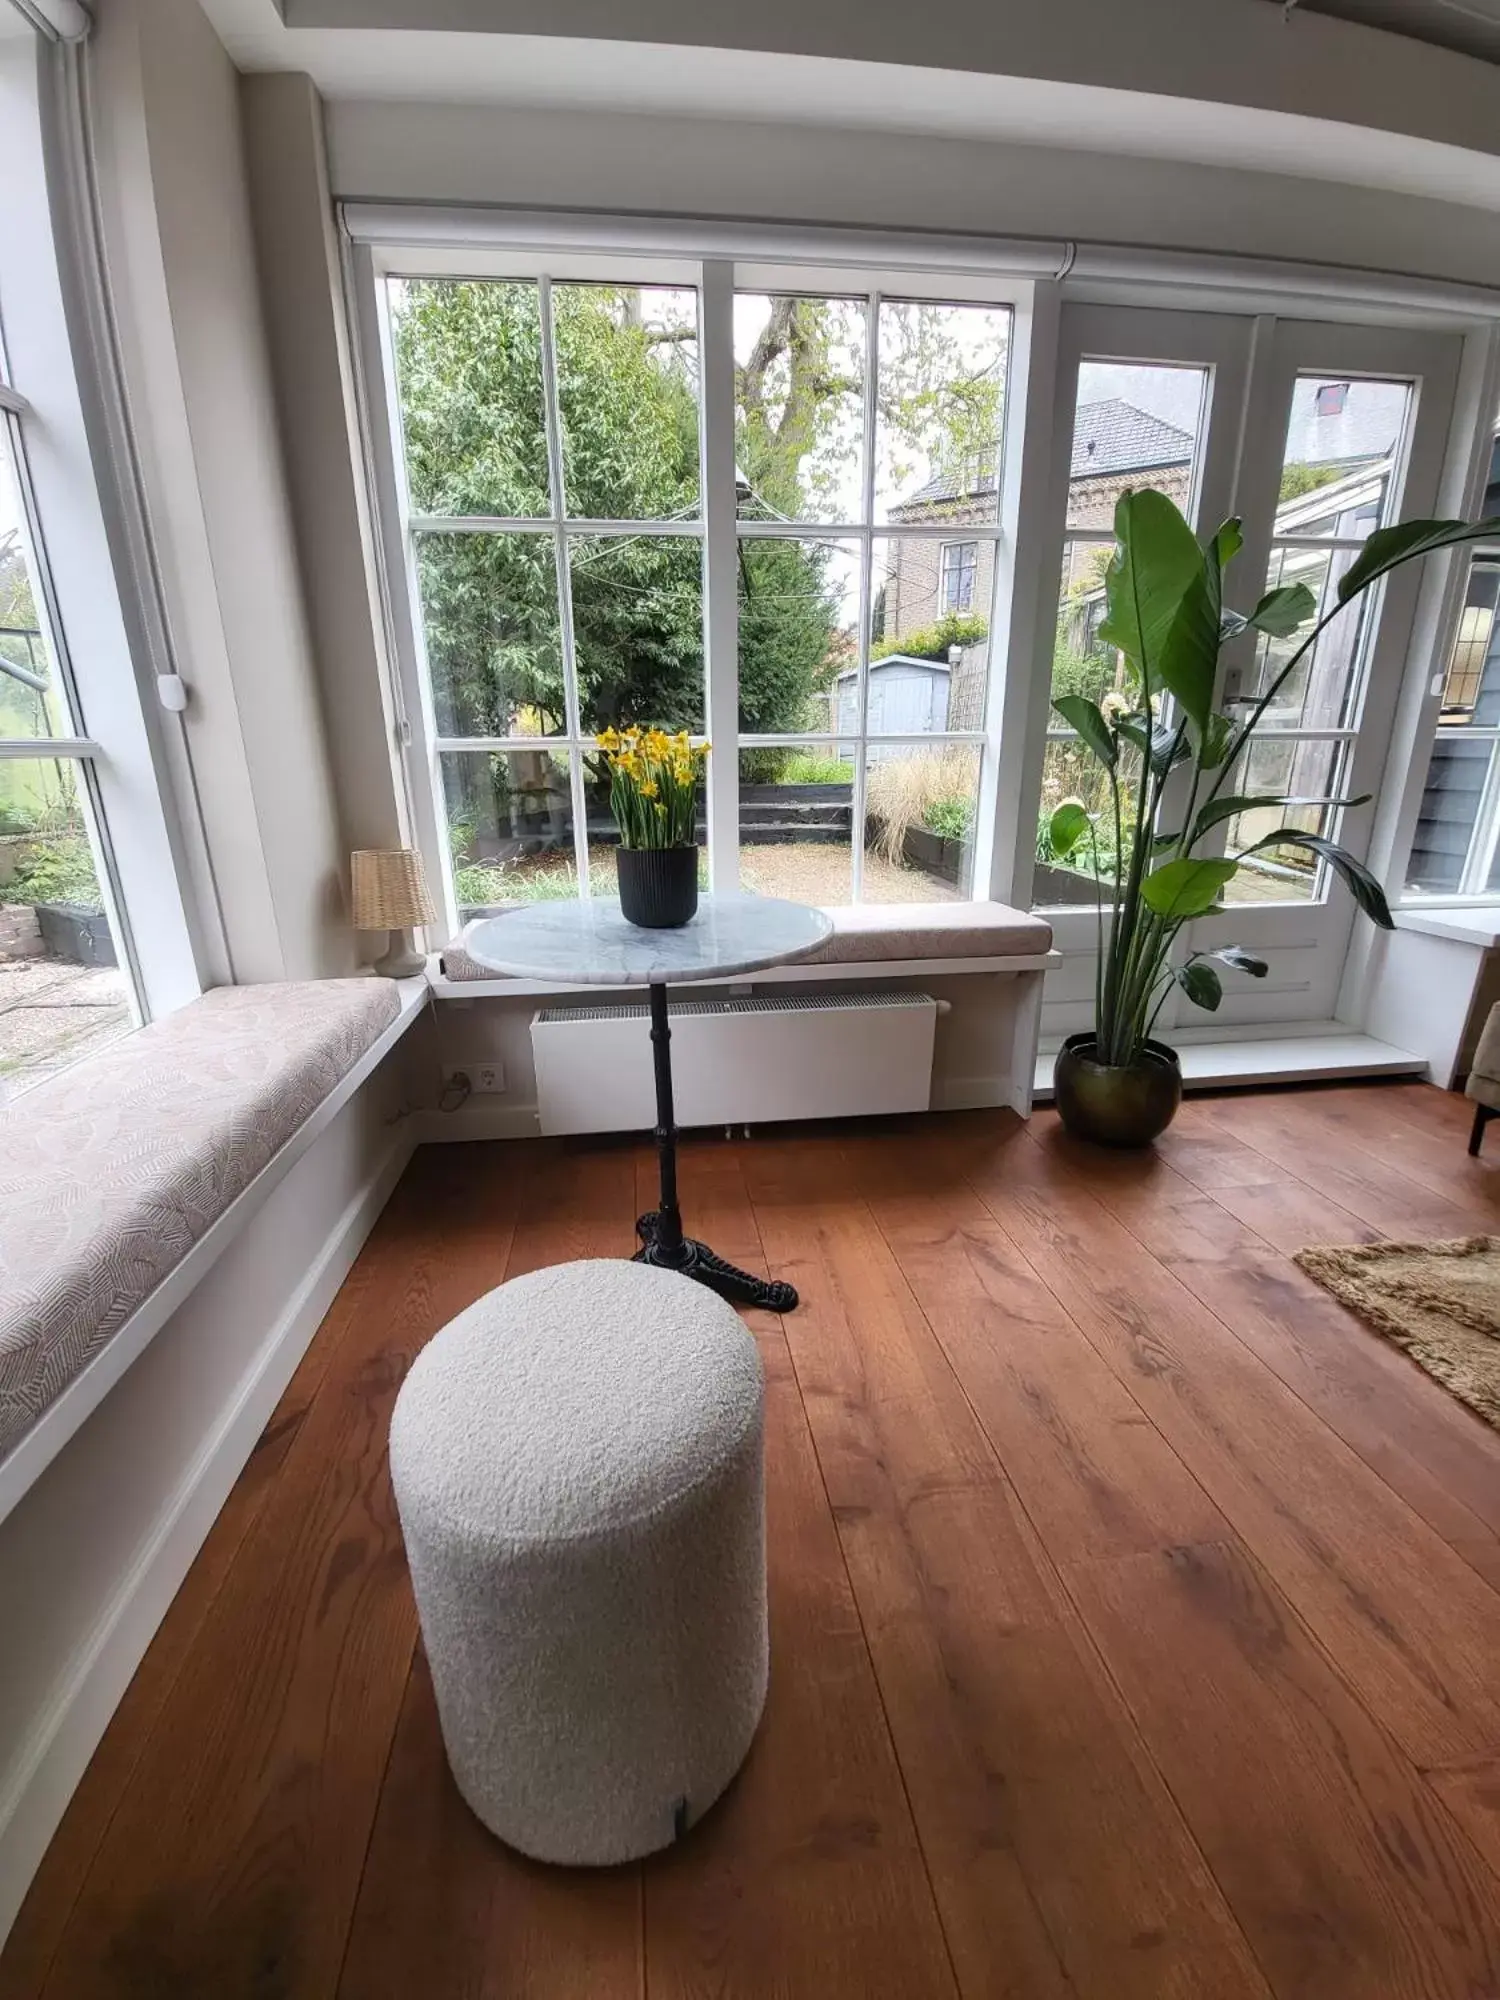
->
[1393, 906, 1500, 948]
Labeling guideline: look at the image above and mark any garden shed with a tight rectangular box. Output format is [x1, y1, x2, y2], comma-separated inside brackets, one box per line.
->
[834, 654, 949, 746]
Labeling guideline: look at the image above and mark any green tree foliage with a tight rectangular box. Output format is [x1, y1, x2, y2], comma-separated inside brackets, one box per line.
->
[872, 612, 988, 664]
[1278, 461, 1344, 504]
[394, 281, 839, 739]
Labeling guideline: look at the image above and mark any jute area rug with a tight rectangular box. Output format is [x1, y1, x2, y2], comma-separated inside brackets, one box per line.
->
[1295, 1236, 1500, 1431]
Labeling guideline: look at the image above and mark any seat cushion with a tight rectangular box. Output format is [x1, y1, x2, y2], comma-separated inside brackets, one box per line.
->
[1468, 1002, 1500, 1104]
[437, 900, 1052, 980]
[801, 901, 1053, 963]
[0, 978, 400, 1464]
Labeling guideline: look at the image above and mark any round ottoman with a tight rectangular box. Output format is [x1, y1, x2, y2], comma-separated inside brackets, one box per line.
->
[389, 1257, 767, 1866]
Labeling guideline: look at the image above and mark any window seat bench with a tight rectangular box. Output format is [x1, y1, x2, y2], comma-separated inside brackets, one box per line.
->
[426, 903, 1059, 1134]
[431, 900, 1058, 994]
[0, 977, 418, 1519]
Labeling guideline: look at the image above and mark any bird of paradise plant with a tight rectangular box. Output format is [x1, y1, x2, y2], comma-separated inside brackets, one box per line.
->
[597, 726, 708, 849]
[1046, 491, 1500, 1072]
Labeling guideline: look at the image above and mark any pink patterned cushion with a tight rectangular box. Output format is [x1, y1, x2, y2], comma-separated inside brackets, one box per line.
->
[0, 979, 400, 1465]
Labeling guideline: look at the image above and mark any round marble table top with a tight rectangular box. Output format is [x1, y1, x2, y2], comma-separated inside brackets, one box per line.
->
[464, 894, 833, 986]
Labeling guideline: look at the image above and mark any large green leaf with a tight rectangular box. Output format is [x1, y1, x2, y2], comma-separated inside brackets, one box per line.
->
[1177, 959, 1223, 1011]
[1052, 694, 1116, 770]
[1190, 789, 1369, 840]
[1096, 490, 1203, 691]
[1156, 518, 1240, 737]
[1244, 584, 1316, 638]
[1198, 713, 1236, 770]
[1140, 856, 1239, 919]
[1337, 517, 1500, 605]
[1235, 830, 1393, 926]
[1047, 799, 1091, 860]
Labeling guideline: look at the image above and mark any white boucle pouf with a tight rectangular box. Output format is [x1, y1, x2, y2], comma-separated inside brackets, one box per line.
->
[389, 1257, 767, 1866]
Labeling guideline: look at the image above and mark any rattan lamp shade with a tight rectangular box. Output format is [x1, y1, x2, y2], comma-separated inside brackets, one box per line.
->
[351, 848, 437, 931]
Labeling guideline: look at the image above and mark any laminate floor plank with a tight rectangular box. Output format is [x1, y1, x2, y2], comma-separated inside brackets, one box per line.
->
[38, 1149, 518, 2000]
[956, 1117, 1500, 1773]
[10, 1087, 1500, 2000]
[747, 1139, 1270, 2000]
[1028, 1117, 1500, 1574]
[1068, 1539, 1500, 1999]
[337, 1141, 643, 2000]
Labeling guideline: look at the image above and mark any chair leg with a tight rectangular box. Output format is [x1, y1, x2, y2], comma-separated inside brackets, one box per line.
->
[1469, 1103, 1493, 1157]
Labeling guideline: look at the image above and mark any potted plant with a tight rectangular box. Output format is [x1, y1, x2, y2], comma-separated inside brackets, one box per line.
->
[1046, 490, 1500, 1147]
[597, 726, 708, 928]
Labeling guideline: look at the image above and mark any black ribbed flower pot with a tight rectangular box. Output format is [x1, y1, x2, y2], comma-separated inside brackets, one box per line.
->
[617, 845, 699, 928]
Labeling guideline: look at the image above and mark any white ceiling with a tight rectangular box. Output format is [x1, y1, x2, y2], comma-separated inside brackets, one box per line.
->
[198, 0, 1500, 215]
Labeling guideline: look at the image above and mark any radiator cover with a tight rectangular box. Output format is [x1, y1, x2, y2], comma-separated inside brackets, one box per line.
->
[531, 992, 937, 1135]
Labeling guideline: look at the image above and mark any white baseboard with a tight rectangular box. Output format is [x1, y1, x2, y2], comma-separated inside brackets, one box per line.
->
[930, 1076, 1016, 1113]
[413, 1100, 542, 1144]
[0, 1126, 414, 1947]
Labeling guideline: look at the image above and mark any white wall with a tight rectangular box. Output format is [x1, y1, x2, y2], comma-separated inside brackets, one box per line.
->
[325, 99, 1500, 291]
[88, 0, 354, 981]
[239, 70, 407, 897]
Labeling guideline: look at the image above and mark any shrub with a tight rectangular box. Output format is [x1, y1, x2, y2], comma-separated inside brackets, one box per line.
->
[781, 750, 852, 784]
[872, 613, 987, 664]
[3, 835, 101, 913]
[923, 796, 974, 840]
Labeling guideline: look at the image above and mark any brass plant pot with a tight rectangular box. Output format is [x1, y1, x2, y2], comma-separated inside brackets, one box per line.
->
[1053, 1032, 1183, 1149]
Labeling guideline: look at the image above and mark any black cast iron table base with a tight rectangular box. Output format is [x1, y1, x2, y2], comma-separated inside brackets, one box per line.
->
[631, 978, 799, 1313]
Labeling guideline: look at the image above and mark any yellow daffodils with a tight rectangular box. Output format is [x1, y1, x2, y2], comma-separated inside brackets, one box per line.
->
[596, 726, 709, 850]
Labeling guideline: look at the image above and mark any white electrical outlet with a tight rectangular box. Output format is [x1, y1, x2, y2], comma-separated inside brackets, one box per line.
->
[443, 1062, 506, 1095]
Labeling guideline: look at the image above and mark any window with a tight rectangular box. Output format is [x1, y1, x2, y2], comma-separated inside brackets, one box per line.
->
[1223, 375, 1413, 904]
[1038, 358, 1211, 907]
[386, 276, 704, 917]
[377, 263, 1013, 918]
[939, 541, 978, 615]
[0, 226, 131, 1100]
[1407, 554, 1500, 896]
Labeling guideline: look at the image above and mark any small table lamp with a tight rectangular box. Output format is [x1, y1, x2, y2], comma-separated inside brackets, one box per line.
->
[352, 847, 437, 979]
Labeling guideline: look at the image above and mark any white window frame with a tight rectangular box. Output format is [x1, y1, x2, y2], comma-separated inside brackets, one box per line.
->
[938, 538, 979, 616]
[1407, 545, 1500, 898]
[0, 37, 199, 1032]
[352, 233, 1033, 925]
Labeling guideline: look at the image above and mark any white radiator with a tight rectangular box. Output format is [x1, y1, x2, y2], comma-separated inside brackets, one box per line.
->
[531, 992, 937, 1136]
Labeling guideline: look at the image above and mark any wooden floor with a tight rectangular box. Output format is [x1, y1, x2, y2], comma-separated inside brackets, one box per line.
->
[6, 1081, 1500, 1998]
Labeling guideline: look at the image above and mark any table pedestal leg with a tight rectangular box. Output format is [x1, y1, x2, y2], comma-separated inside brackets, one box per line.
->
[633, 979, 798, 1314]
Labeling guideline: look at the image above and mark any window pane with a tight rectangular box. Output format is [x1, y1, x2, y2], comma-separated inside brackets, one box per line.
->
[1248, 546, 1375, 730]
[1066, 362, 1208, 531]
[0, 758, 129, 1102]
[1034, 736, 1132, 908]
[1276, 377, 1410, 539]
[1438, 559, 1500, 724]
[876, 301, 1010, 525]
[863, 742, 978, 902]
[1, 420, 71, 740]
[1408, 735, 1491, 896]
[738, 744, 853, 905]
[569, 533, 704, 735]
[441, 747, 582, 915]
[553, 284, 700, 522]
[1053, 540, 1118, 708]
[414, 531, 563, 737]
[734, 294, 865, 524]
[1219, 737, 1343, 905]
[738, 537, 856, 735]
[867, 536, 989, 734]
[389, 280, 550, 518]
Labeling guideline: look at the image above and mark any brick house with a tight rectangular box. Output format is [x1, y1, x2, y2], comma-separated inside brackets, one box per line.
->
[882, 398, 1197, 726]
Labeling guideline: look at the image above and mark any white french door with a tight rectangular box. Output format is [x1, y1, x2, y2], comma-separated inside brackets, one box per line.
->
[1033, 304, 1463, 1044]
[1029, 305, 1254, 1045]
